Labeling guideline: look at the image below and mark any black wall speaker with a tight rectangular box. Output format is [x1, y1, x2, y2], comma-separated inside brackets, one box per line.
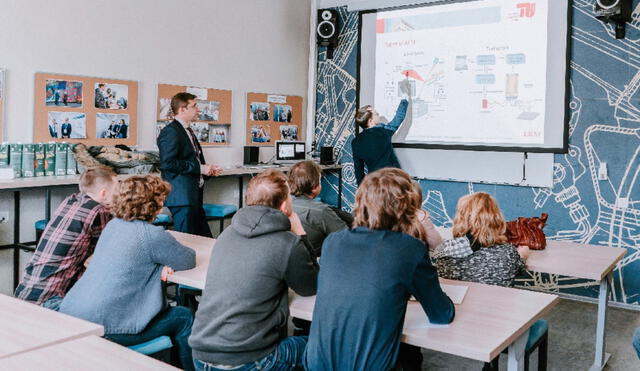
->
[317, 9, 339, 57]
[243, 146, 259, 165]
[595, 0, 631, 39]
[320, 146, 334, 165]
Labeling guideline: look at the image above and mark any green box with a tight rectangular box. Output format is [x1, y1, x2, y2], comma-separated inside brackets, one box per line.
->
[55, 142, 68, 176]
[21, 144, 36, 177]
[9, 143, 23, 178]
[0, 143, 9, 167]
[45, 142, 56, 176]
[66, 144, 77, 175]
[35, 143, 46, 177]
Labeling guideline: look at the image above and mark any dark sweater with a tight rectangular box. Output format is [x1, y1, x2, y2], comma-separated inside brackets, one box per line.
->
[304, 227, 455, 371]
[352, 99, 408, 185]
[189, 206, 319, 365]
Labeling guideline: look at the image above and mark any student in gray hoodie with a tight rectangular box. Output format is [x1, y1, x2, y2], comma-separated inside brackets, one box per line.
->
[189, 169, 319, 371]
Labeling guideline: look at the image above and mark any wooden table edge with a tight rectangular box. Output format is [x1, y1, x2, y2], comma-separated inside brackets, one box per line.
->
[0, 326, 104, 360]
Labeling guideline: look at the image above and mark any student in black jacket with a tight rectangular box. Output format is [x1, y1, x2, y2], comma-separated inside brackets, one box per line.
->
[351, 98, 409, 186]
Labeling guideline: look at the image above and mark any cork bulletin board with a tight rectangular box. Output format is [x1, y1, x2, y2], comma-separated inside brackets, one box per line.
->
[33, 72, 138, 146]
[156, 83, 232, 146]
[245, 93, 302, 146]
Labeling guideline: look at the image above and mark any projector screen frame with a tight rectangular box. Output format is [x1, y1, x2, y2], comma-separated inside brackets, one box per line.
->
[355, 0, 572, 154]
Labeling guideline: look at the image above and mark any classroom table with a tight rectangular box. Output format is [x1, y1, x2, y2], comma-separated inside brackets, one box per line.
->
[526, 240, 626, 371]
[435, 227, 625, 371]
[0, 163, 343, 290]
[290, 279, 558, 371]
[0, 335, 178, 370]
[167, 230, 215, 289]
[166, 232, 559, 370]
[0, 293, 104, 359]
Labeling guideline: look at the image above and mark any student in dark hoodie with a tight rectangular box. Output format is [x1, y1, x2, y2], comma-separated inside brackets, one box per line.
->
[351, 98, 408, 186]
[189, 169, 319, 371]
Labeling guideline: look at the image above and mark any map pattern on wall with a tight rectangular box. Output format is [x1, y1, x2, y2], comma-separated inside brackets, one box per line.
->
[316, 2, 640, 305]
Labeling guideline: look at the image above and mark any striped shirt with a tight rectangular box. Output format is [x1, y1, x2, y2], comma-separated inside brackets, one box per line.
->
[14, 192, 111, 305]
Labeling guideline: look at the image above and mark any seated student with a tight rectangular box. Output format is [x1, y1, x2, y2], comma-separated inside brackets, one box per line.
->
[189, 169, 318, 371]
[59, 175, 196, 371]
[304, 168, 455, 371]
[633, 328, 640, 359]
[288, 160, 348, 257]
[435, 192, 530, 287]
[14, 166, 117, 310]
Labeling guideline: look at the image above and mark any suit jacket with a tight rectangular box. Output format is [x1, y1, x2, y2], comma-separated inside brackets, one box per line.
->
[61, 123, 72, 137]
[157, 120, 205, 207]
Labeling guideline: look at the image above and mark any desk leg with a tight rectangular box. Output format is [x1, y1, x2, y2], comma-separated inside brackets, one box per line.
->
[238, 176, 244, 208]
[13, 191, 20, 290]
[507, 329, 529, 371]
[589, 274, 612, 371]
[45, 188, 51, 221]
[337, 168, 343, 209]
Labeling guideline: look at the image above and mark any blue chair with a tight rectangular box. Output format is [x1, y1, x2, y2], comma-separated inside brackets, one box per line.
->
[127, 335, 173, 355]
[203, 204, 237, 235]
[176, 284, 202, 312]
[485, 319, 548, 371]
[34, 219, 48, 247]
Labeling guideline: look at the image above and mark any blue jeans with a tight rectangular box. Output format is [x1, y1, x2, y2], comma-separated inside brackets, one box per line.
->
[106, 306, 194, 371]
[194, 336, 308, 371]
[633, 328, 640, 359]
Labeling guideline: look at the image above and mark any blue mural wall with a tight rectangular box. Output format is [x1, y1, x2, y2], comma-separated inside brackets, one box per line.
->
[316, 2, 640, 305]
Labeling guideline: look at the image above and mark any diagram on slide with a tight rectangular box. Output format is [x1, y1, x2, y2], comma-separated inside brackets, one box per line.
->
[375, 0, 549, 145]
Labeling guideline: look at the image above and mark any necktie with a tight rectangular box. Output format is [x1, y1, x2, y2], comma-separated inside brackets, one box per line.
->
[186, 126, 205, 187]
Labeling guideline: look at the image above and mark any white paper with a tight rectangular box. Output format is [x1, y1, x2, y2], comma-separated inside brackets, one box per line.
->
[403, 306, 449, 329]
[187, 87, 208, 100]
[267, 94, 287, 104]
[440, 284, 468, 305]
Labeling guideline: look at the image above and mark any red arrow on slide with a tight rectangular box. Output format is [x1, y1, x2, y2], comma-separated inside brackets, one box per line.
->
[401, 69, 424, 82]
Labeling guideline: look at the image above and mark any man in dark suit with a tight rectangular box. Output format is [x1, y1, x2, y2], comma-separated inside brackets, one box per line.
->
[157, 92, 222, 237]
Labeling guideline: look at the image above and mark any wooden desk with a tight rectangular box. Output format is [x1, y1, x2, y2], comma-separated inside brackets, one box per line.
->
[0, 294, 103, 359]
[290, 279, 558, 370]
[167, 231, 215, 289]
[0, 335, 177, 370]
[527, 240, 625, 371]
[435, 227, 625, 370]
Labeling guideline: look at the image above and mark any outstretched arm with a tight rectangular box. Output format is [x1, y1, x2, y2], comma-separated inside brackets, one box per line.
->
[380, 99, 409, 133]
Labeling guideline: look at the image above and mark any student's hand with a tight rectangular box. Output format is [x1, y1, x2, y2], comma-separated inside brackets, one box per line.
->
[289, 212, 306, 236]
[161, 266, 174, 281]
[517, 245, 531, 261]
[83, 255, 93, 269]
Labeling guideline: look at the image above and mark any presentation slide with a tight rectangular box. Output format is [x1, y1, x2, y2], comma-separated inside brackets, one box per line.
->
[360, 0, 569, 152]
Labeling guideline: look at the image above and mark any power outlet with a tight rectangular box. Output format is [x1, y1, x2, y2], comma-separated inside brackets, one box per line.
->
[0, 211, 9, 224]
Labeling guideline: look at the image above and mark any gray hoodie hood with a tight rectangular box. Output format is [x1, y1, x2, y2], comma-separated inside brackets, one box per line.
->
[231, 205, 291, 238]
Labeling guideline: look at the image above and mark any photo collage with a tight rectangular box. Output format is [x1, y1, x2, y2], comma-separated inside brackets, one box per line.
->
[156, 84, 232, 146]
[37, 74, 137, 144]
[246, 93, 302, 146]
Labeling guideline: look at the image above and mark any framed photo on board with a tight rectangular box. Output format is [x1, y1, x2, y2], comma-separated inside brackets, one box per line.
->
[34, 73, 138, 145]
[245, 93, 302, 146]
[156, 84, 232, 146]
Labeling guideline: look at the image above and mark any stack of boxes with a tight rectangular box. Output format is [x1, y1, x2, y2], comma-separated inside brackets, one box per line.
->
[0, 142, 77, 178]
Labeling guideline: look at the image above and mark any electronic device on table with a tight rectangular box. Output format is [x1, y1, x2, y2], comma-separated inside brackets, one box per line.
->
[275, 140, 306, 164]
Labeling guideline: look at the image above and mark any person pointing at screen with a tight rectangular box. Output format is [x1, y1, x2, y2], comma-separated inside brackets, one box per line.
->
[351, 80, 411, 186]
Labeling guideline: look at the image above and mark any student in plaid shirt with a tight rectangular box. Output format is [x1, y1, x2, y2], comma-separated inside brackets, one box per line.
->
[14, 167, 118, 310]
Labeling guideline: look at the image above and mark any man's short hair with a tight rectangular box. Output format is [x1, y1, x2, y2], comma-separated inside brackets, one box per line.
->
[98, 83, 105, 88]
[355, 105, 373, 129]
[288, 160, 321, 197]
[171, 92, 197, 116]
[245, 169, 289, 209]
[79, 166, 116, 193]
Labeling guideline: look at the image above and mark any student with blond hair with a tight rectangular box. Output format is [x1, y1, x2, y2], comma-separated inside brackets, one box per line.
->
[305, 168, 454, 371]
[59, 175, 196, 371]
[436, 192, 530, 287]
[15, 166, 117, 310]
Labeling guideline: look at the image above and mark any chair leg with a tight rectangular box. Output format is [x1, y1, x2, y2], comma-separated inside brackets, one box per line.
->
[538, 332, 548, 371]
[219, 218, 224, 234]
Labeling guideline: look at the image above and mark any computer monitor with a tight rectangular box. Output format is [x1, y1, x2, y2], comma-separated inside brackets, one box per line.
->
[275, 140, 306, 163]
